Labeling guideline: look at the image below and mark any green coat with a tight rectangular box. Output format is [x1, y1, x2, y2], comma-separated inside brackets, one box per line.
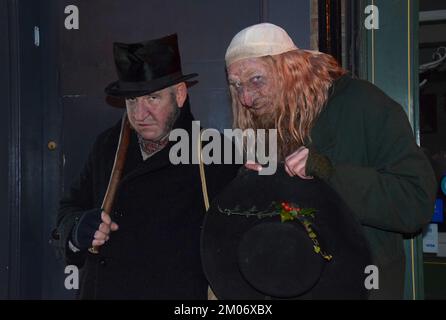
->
[308, 74, 437, 299]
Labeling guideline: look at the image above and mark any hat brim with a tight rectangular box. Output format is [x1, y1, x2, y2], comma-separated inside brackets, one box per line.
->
[238, 221, 326, 298]
[104, 73, 198, 98]
[201, 167, 372, 300]
[202, 210, 326, 299]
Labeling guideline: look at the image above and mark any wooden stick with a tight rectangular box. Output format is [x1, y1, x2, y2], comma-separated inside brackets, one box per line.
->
[89, 112, 131, 254]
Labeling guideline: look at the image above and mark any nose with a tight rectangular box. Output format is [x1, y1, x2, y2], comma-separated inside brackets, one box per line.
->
[239, 88, 254, 108]
[133, 98, 149, 121]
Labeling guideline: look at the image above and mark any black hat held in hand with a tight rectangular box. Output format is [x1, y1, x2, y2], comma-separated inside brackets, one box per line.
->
[201, 166, 372, 299]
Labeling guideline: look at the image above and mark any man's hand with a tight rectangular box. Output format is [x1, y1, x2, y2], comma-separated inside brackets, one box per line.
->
[284, 146, 314, 179]
[245, 160, 263, 172]
[71, 208, 119, 250]
[93, 211, 119, 247]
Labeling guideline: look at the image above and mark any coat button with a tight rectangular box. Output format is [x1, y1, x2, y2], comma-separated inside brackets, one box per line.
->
[99, 258, 107, 267]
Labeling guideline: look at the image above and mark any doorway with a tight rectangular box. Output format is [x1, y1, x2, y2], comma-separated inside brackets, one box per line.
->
[418, 0, 446, 300]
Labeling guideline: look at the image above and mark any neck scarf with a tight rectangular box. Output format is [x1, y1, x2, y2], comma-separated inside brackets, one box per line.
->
[137, 134, 169, 159]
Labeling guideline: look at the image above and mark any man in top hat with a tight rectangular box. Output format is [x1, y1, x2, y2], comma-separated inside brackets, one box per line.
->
[53, 34, 239, 299]
[221, 23, 437, 299]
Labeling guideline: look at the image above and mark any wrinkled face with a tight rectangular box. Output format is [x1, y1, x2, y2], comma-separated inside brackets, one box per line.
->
[126, 84, 185, 141]
[227, 58, 279, 116]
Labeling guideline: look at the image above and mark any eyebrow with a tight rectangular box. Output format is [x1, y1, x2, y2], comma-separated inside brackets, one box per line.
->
[248, 71, 265, 78]
[227, 76, 238, 82]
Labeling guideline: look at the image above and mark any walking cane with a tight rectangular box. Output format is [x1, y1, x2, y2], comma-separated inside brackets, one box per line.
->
[89, 112, 131, 254]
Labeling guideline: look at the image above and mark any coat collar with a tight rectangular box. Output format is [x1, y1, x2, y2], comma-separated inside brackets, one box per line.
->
[306, 74, 352, 155]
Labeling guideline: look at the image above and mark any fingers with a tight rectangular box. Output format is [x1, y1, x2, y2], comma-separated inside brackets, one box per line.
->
[284, 165, 292, 176]
[285, 147, 309, 166]
[285, 148, 308, 176]
[91, 228, 111, 248]
[285, 146, 306, 161]
[245, 162, 262, 172]
[101, 211, 111, 225]
[293, 160, 308, 178]
[92, 213, 119, 248]
[284, 161, 294, 177]
[98, 222, 110, 234]
[110, 222, 119, 231]
[285, 147, 313, 179]
[94, 230, 108, 241]
[92, 239, 105, 247]
[297, 173, 314, 180]
[101, 211, 119, 231]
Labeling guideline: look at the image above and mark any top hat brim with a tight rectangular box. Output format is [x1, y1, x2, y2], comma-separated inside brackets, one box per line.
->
[104, 72, 198, 98]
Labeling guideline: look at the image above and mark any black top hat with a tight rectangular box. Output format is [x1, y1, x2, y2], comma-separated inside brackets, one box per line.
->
[201, 166, 372, 299]
[104, 34, 197, 98]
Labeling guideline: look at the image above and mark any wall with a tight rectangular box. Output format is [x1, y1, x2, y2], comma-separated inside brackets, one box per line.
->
[1, 0, 312, 299]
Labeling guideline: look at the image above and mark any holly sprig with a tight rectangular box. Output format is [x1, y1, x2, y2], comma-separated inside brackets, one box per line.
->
[275, 201, 332, 261]
[276, 201, 316, 222]
[217, 201, 332, 261]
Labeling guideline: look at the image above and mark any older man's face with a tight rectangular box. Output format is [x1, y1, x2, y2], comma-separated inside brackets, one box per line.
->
[125, 85, 180, 141]
[227, 58, 279, 116]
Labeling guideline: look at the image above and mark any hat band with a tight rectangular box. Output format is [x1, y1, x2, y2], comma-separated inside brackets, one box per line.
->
[117, 71, 184, 91]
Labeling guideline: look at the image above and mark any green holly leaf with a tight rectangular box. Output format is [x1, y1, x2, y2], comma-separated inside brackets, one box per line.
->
[300, 208, 317, 216]
[323, 254, 333, 261]
[314, 246, 320, 253]
[309, 232, 316, 239]
[280, 211, 294, 222]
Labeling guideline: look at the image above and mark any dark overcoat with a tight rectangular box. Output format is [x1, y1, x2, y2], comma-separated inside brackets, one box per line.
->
[308, 75, 437, 299]
[54, 102, 239, 299]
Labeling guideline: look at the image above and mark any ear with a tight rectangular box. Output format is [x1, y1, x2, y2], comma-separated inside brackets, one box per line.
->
[175, 82, 187, 108]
